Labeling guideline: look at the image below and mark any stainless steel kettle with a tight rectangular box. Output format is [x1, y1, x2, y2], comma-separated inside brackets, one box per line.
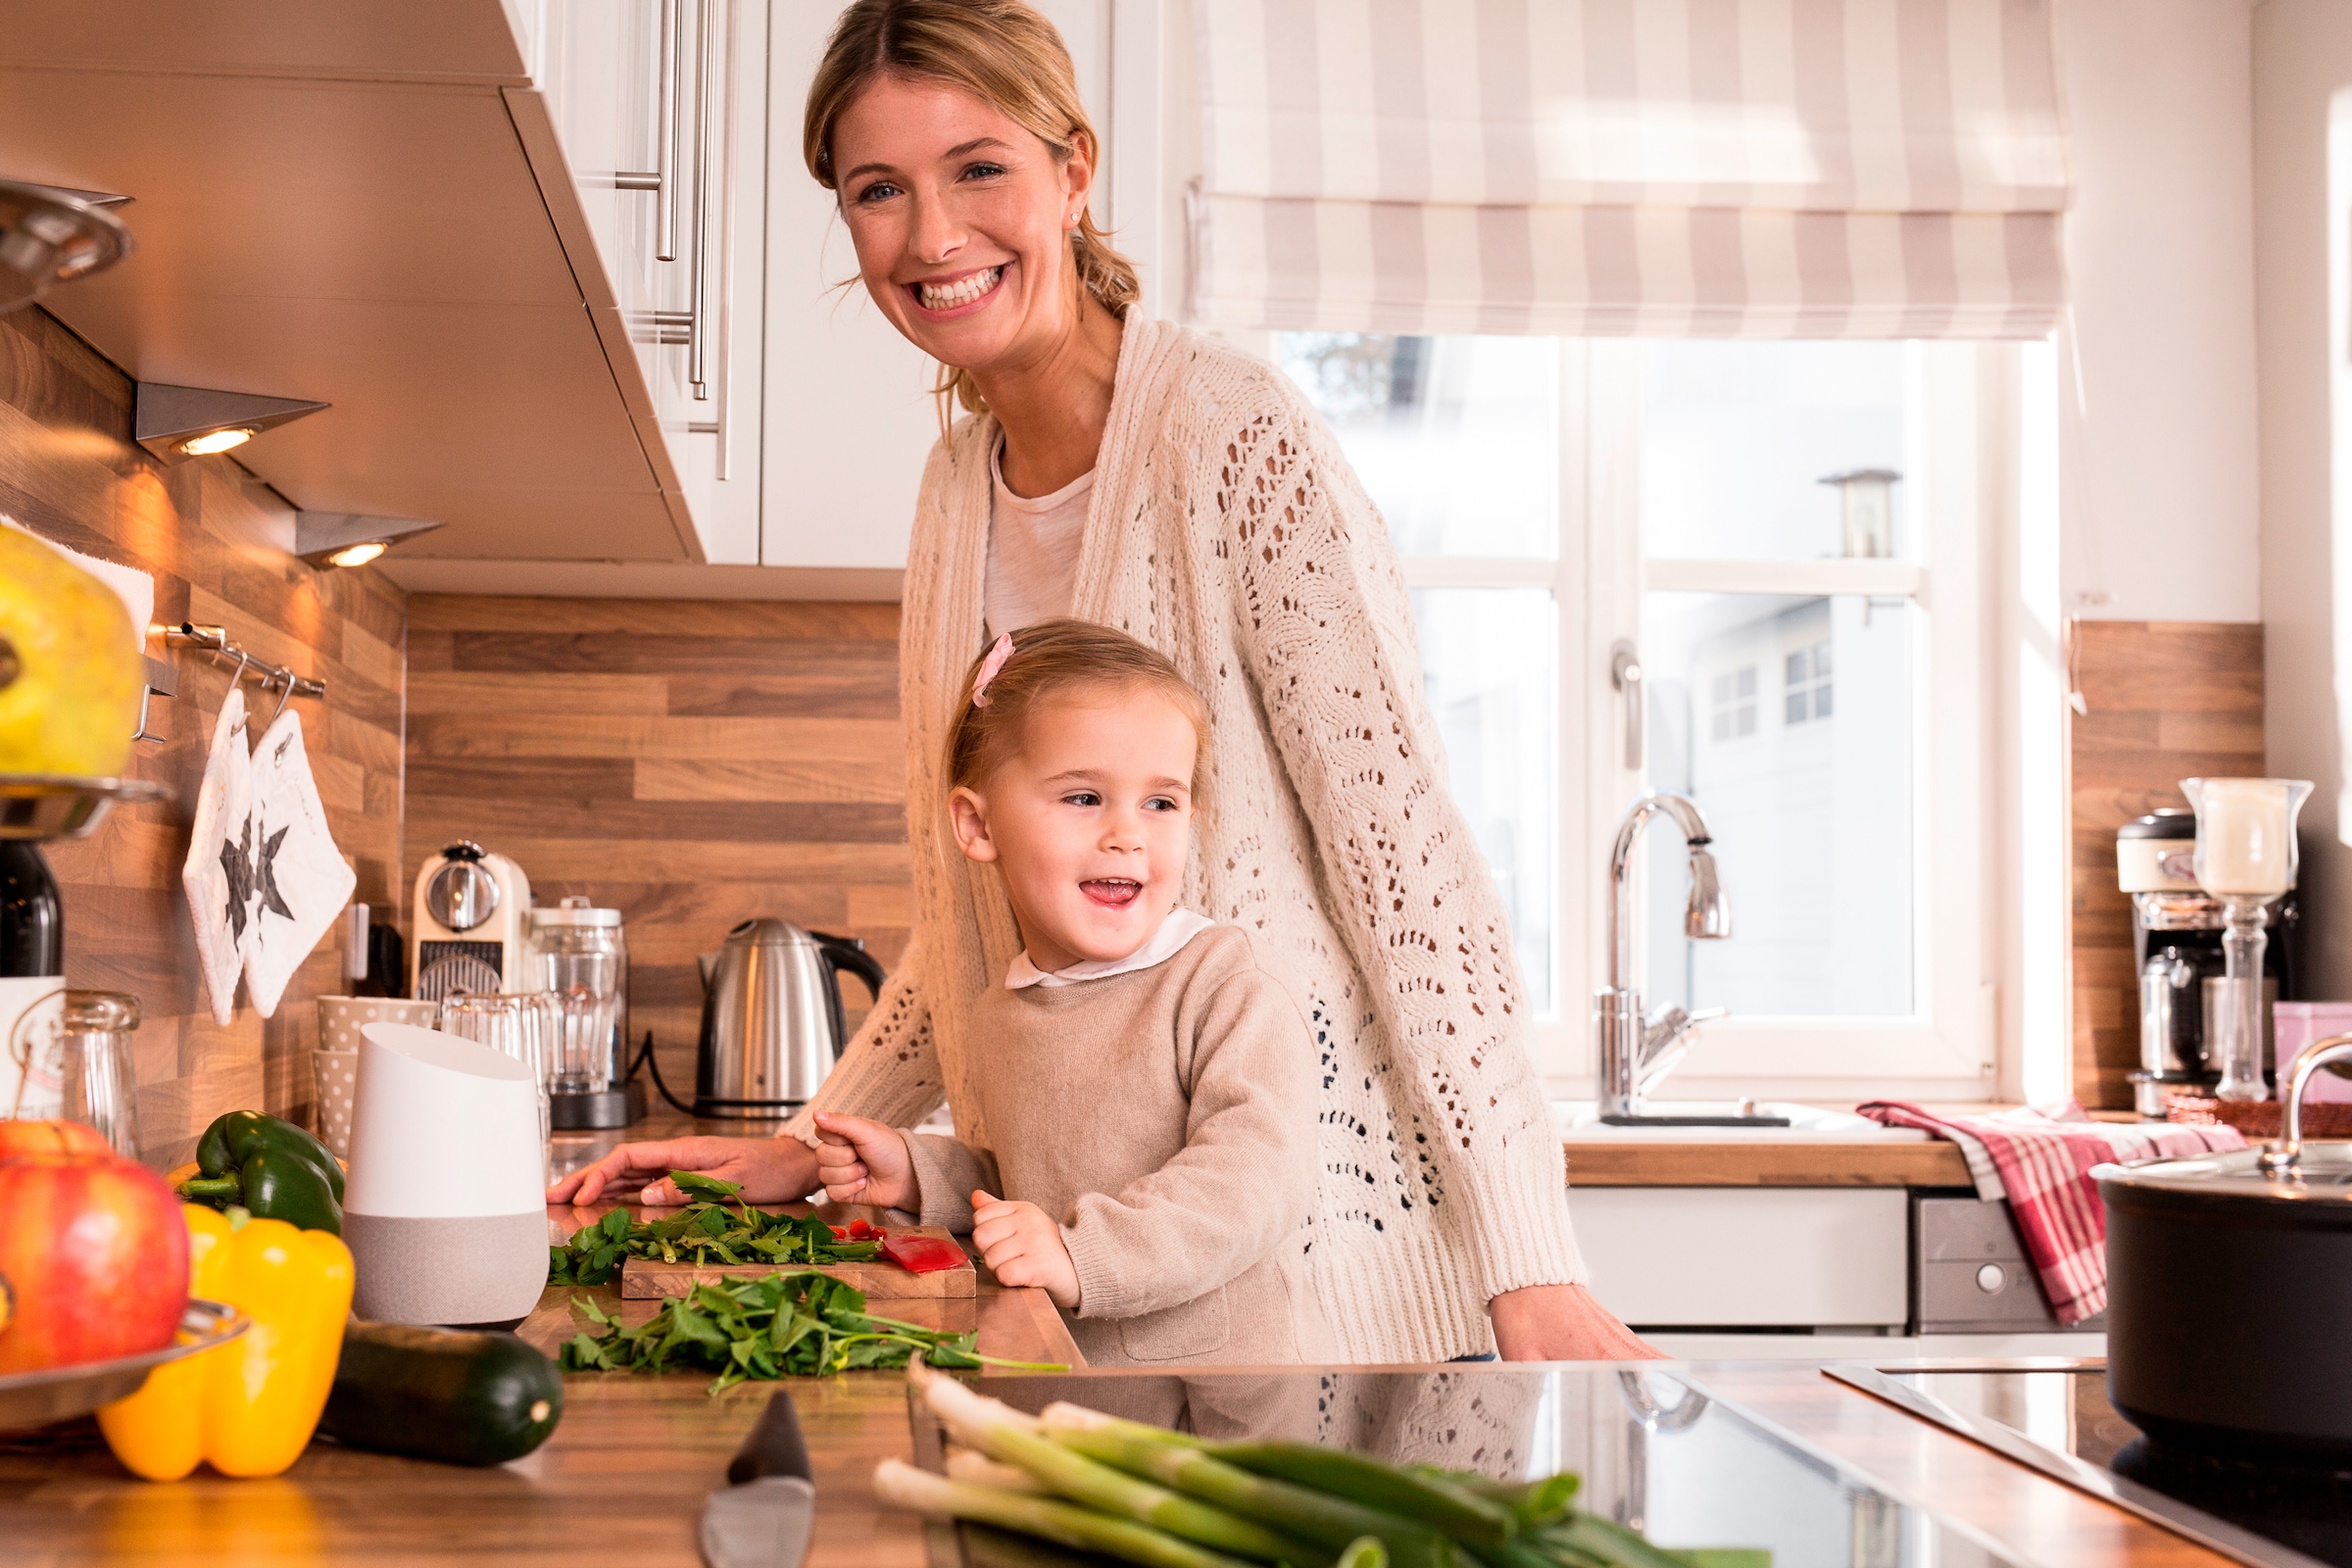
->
[693, 919, 887, 1117]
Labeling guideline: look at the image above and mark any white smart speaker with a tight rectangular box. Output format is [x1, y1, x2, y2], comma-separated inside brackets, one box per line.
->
[345, 1021, 547, 1327]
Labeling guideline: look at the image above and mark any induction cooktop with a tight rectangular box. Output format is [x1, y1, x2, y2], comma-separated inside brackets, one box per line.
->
[1828, 1359, 2349, 1568]
[909, 1365, 2037, 1568]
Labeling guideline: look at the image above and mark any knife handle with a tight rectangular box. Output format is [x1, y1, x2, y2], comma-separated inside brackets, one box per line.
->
[727, 1391, 813, 1486]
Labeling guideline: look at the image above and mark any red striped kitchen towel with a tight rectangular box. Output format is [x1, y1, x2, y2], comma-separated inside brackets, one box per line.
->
[1856, 1101, 2246, 1324]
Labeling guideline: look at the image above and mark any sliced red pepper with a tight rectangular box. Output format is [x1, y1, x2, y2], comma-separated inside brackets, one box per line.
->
[828, 1225, 849, 1240]
[847, 1219, 879, 1240]
[880, 1233, 966, 1274]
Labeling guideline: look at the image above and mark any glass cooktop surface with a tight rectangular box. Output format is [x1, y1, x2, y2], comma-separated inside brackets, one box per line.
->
[911, 1366, 2036, 1568]
[1828, 1360, 2351, 1568]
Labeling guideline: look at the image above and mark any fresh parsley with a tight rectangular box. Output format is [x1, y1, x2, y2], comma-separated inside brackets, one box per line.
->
[558, 1269, 1067, 1392]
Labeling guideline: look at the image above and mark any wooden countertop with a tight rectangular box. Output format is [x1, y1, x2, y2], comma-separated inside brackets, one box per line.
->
[0, 1352, 2237, 1566]
[1562, 1138, 1974, 1187]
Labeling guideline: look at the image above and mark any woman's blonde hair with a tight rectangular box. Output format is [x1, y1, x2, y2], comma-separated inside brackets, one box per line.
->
[804, 0, 1140, 421]
[943, 619, 1210, 802]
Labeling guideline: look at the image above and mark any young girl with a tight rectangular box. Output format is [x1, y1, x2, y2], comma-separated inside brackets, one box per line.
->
[812, 619, 1331, 1366]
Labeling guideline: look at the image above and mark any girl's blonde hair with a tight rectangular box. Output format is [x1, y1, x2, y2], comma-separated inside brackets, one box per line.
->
[944, 619, 1210, 801]
[804, 0, 1141, 421]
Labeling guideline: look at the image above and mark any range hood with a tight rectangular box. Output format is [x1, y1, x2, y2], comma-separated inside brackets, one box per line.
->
[0, 2, 703, 564]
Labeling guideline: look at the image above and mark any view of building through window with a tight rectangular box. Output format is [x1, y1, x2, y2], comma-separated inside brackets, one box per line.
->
[1279, 332, 1930, 1030]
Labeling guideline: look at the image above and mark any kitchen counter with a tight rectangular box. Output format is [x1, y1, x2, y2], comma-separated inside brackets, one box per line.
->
[571, 1106, 1981, 1193]
[1559, 1103, 1989, 1188]
[0, 1350, 2240, 1565]
[1563, 1137, 1973, 1186]
[0, 1197, 1081, 1566]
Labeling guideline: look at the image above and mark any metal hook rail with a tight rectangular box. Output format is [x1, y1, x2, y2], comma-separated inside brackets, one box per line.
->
[163, 623, 327, 705]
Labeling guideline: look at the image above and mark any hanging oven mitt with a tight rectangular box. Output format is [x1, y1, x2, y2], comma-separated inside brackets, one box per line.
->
[180, 687, 253, 1026]
[240, 710, 355, 1019]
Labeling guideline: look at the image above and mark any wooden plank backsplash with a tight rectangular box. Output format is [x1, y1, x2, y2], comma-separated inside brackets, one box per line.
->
[404, 596, 909, 1106]
[2069, 619, 2265, 1111]
[0, 307, 407, 1167]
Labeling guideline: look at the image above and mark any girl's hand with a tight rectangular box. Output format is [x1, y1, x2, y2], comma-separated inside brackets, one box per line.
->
[812, 1112, 919, 1211]
[969, 1190, 1079, 1310]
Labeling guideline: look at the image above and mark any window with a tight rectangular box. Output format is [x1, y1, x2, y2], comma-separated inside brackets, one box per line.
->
[1280, 332, 2005, 1094]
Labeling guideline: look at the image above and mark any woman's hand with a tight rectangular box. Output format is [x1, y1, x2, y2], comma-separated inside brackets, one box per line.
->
[969, 1190, 1079, 1310]
[1490, 1283, 1666, 1361]
[545, 1135, 820, 1207]
[812, 1112, 919, 1210]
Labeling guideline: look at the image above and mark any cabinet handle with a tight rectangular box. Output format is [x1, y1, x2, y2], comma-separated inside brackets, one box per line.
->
[711, 0, 740, 476]
[687, 0, 715, 399]
[1610, 638, 1643, 770]
[655, 0, 681, 262]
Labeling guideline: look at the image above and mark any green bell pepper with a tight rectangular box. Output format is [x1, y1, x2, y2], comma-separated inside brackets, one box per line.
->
[183, 1110, 346, 1235]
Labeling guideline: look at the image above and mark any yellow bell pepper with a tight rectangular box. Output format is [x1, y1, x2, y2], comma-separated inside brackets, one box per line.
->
[97, 1204, 355, 1481]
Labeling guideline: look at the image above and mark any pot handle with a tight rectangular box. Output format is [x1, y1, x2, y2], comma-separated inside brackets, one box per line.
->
[2260, 1032, 2352, 1180]
[809, 932, 887, 1060]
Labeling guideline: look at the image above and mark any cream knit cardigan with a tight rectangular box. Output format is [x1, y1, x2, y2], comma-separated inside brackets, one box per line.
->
[784, 315, 1587, 1362]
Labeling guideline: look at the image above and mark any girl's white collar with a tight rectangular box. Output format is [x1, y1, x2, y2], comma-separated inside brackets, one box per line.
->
[1004, 907, 1215, 989]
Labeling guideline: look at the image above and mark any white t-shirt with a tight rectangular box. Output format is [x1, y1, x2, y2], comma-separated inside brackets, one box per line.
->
[985, 440, 1094, 638]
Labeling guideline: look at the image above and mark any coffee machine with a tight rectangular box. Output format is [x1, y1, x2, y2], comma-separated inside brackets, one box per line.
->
[2118, 808, 2298, 1118]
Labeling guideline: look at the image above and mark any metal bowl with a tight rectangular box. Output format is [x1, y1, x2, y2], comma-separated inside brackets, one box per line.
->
[0, 773, 172, 841]
[0, 1298, 247, 1432]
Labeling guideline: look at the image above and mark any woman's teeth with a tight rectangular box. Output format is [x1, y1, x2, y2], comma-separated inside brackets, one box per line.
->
[918, 268, 1001, 310]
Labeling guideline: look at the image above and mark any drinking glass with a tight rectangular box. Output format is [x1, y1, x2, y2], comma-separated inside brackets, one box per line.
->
[59, 990, 141, 1160]
[437, 991, 558, 1146]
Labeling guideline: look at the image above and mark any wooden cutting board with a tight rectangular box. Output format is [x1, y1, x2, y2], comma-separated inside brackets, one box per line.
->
[617, 1227, 977, 1300]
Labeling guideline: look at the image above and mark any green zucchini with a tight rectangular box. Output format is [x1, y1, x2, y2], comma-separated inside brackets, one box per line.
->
[319, 1321, 564, 1466]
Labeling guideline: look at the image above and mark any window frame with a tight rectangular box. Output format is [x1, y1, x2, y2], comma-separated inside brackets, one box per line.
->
[1291, 334, 2017, 1101]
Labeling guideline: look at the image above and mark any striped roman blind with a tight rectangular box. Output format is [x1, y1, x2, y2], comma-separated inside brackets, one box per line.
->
[1188, 0, 2071, 338]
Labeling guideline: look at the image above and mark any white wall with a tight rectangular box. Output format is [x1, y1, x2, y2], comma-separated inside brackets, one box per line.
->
[2058, 0, 2263, 623]
[2254, 0, 2352, 996]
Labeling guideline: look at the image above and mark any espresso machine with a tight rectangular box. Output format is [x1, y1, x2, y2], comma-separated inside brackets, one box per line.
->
[2118, 808, 2298, 1117]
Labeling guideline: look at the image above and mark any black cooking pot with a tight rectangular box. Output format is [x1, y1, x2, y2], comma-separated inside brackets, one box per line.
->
[2099, 1036, 2352, 1460]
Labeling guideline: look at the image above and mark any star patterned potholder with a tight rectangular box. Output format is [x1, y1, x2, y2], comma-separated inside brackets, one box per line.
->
[240, 710, 356, 1019]
[181, 688, 253, 1026]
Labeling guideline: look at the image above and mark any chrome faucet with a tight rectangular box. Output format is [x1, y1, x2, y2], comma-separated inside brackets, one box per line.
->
[1595, 792, 1734, 1123]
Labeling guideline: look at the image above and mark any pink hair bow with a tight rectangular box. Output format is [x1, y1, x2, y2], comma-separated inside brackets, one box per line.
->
[970, 632, 1014, 708]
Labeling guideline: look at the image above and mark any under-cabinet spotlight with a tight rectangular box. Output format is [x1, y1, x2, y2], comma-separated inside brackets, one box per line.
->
[295, 512, 445, 570]
[134, 382, 328, 466]
[177, 427, 255, 457]
[0, 180, 132, 314]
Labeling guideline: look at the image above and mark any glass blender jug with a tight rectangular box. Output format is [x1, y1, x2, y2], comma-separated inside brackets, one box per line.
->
[529, 897, 630, 1129]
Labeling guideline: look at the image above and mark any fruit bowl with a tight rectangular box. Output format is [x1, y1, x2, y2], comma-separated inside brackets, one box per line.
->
[0, 1298, 246, 1432]
[0, 773, 171, 841]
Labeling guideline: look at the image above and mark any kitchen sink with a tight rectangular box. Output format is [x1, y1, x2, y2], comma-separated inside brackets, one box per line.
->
[1551, 1101, 1930, 1140]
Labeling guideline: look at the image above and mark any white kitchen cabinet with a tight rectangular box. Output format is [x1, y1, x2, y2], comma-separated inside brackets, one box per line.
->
[514, 0, 765, 564]
[1569, 1188, 1911, 1330]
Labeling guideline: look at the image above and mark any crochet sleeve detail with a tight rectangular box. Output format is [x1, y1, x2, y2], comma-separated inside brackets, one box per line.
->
[779, 933, 945, 1147]
[1211, 397, 1585, 1300]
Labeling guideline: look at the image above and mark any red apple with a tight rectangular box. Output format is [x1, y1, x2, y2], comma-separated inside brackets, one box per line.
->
[0, 1152, 189, 1373]
[0, 1119, 117, 1161]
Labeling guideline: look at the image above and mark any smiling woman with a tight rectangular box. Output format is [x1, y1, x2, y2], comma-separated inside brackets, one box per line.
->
[548, 0, 1653, 1368]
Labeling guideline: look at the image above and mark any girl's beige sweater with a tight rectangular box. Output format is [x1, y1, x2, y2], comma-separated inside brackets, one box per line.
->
[784, 315, 1587, 1362]
[896, 925, 1332, 1369]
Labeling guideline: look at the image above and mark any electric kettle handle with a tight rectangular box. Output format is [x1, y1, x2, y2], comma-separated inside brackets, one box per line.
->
[808, 932, 887, 1058]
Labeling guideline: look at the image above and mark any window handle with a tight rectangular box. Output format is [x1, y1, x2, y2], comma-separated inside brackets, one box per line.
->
[1610, 639, 1643, 770]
